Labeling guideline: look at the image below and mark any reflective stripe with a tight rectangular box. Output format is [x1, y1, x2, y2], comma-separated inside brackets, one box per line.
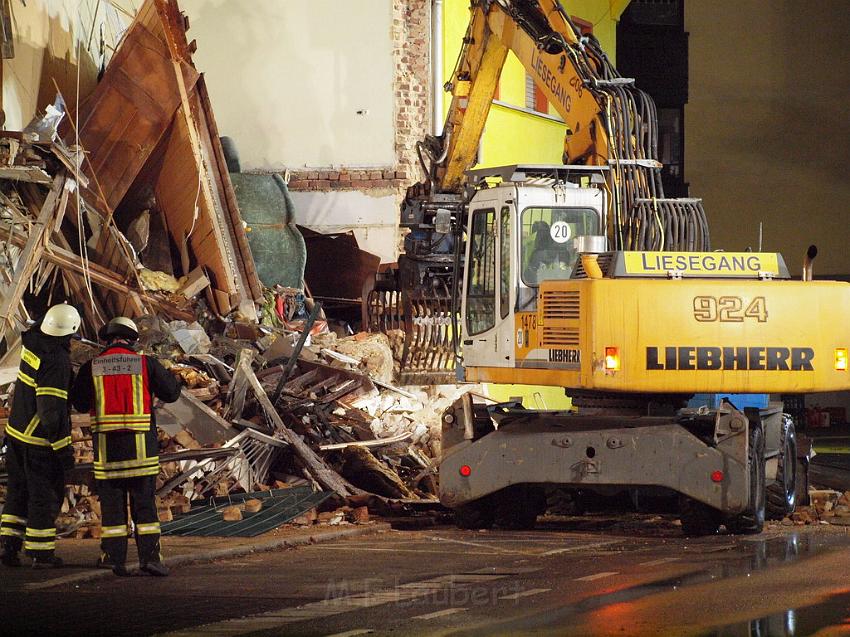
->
[132, 373, 144, 416]
[26, 528, 56, 538]
[24, 414, 40, 436]
[0, 528, 24, 538]
[90, 414, 151, 423]
[1, 514, 27, 525]
[21, 347, 41, 370]
[5, 425, 51, 448]
[136, 432, 146, 462]
[36, 387, 68, 399]
[94, 457, 159, 471]
[90, 421, 150, 433]
[136, 523, 161, 536]
[24, 541, 55, 551]
[101, 525, 128, 537]
[98, 434, 107, 464]
[16, 371, 36, 388]
[7, 415, 67, 449]
[94, 465, 160, 480]
[93, 375, 106, 419]
[51, 436, 72, 451]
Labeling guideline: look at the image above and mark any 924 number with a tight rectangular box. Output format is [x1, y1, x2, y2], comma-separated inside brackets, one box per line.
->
[693, 296, 768, 323]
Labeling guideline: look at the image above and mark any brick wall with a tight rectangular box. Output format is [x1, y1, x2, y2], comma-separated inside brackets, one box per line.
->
[287, 0, 430, 195]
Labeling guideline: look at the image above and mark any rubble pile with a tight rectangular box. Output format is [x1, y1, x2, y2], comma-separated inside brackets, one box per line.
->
[778, 489, 850, 526]
[0, 0, 463, 540]
[4, 307, 456, 537]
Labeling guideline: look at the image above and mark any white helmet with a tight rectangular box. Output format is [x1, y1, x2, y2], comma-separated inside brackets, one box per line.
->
[41, 304, 81, 337]
[104, 316, 139, 340]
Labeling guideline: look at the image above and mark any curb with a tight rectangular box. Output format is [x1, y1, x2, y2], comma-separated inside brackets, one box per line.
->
[26, 522, 392, 590]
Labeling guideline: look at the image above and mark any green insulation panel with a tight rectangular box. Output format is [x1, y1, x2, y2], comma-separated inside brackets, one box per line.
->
[231, 173, 307, 289]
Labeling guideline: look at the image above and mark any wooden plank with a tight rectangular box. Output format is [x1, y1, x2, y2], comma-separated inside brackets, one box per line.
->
[155, 101, 237, 315]
[177, 267, 210, 298]
[195, 77, 263, 300]
[159, 388, 238, 447]
[0, 174, 67, 343]
[71, 20, 198, 210]
[0, 166, 52, 183]
[151, 0, 255, 316]
[223, 349, 253, 423]
[0, 224, 192, 321]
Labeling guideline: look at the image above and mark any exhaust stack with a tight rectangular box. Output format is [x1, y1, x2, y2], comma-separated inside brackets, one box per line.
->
[803, 245, 818, 281]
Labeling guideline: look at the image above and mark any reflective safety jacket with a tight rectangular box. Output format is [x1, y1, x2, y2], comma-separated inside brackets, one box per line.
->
[90, 347, 152, 433]
[6, 329, 72, 451]
[71, 342, 180, 480]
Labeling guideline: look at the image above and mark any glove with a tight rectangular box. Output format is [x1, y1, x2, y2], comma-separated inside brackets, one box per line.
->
[56, 446, 75, 472]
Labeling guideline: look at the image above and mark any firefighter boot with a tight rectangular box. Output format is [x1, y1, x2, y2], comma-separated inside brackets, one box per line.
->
[96, 552, 130, 576]
[138, 533, 168, 576]
[31, 555, 64, 569]
[101, 536, 129, 577]
[1, 539, 21, 568]
[140, 560, 169, 577]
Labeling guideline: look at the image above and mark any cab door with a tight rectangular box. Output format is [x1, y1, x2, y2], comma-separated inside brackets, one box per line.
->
[462, 189, 515, 369]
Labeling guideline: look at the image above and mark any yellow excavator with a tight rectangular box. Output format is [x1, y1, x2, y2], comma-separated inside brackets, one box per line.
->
[365, 0, 850, 534]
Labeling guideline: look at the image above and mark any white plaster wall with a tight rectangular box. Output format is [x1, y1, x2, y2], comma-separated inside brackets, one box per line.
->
[3, 0, 129, 130]
[181, 0, 395, 172]
[290, 190, 400, 262]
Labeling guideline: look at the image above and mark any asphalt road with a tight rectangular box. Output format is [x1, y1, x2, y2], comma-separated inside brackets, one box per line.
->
[3, 515, 850, 637]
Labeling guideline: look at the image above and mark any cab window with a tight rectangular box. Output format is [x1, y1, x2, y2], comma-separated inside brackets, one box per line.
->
[521, 207, 599, 287]
[466, 208, 496, 335]
[499, 206, 511, 319]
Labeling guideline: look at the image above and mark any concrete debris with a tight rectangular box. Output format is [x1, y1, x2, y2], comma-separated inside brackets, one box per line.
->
[332, 333, 395, 383]
[221, 506, 243, 522]
[169, 320, 213, 355]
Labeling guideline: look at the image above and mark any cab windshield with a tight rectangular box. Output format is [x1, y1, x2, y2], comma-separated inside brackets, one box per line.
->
[521, 207, 599, 286]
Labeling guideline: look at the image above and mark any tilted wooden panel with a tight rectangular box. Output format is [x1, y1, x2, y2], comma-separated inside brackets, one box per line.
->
[74, 20, 199, 212]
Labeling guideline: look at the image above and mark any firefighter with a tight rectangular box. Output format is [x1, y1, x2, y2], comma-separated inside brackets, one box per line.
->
[71, 317, 180, 577]
[1, 304, 79, 569]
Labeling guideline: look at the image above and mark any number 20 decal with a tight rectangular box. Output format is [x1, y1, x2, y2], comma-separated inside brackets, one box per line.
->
[693, 296, 768, 323]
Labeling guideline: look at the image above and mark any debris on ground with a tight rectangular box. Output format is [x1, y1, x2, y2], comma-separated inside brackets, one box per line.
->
[0, 0, 462, 540]
[776, 488, 850, 526]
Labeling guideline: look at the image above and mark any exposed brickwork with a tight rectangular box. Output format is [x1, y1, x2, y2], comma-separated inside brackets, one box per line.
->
[288, 169, 407, 192]
[391, 0, 431, 192]
[287, 0, 430, 194]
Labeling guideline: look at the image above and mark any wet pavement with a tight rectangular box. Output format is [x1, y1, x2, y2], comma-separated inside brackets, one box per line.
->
[3, 515, 850, 636]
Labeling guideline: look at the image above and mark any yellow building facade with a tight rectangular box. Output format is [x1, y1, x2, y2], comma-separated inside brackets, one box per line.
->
[441, 0, 630, 167]
[440, 0, 630, 405]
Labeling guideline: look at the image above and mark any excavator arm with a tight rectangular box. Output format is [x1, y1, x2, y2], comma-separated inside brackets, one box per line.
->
[436, 0, 602, 193]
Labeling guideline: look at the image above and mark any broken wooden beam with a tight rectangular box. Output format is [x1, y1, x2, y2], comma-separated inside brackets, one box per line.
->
[0, 223, 194, 321]
[235, 348, 361, 499]
[0, 173, 68, 343]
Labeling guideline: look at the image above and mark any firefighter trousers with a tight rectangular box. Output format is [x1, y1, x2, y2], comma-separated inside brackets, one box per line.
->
[97, 475, 161, 566]
[0, 438, 64, 557]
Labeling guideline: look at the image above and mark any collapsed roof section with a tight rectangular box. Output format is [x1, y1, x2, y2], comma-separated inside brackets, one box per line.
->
[67, 0, 261, 318]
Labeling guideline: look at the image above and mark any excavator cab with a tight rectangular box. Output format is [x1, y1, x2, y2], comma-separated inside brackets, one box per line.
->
[461, 165, 606, 372]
